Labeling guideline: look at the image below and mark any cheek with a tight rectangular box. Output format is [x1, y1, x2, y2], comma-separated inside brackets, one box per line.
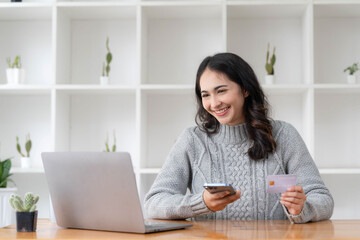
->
[202, 99, 210, 111]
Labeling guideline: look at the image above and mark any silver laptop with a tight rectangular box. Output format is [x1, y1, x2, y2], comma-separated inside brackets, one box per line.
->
[42, 152, 192, 233]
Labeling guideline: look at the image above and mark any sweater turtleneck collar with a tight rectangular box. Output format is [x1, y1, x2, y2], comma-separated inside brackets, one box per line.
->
[213, 123, 248, 144]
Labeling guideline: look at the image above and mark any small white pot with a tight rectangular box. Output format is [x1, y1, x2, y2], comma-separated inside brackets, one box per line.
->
[20, 157, 31, 168]
[0, 187, 17, 228]
[265, 75, 275, 84]
[100, 76, 109, 85]
[6, 68, 25, 85]
[347, 75, 356, 84]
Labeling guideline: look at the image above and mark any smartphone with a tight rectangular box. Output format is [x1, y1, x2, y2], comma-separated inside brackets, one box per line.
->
[203, 183, 236, 195]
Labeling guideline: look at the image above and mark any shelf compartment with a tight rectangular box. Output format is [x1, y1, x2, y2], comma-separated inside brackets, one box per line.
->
[141, 4, 223, 85]
[0, 93, 52, 169]
[140, 91, 197, 168]
[138, 174, 157, 208]
[0, 8, 52, 85]
[314, 3, 360, 84]
[227, 3, 310, 85]
[265, 89, 310, 144]
[56, 5, 137, 85]
[322, 174, 360, 219]
[54, 90, 137, 166]
[315, 91, 360, 168]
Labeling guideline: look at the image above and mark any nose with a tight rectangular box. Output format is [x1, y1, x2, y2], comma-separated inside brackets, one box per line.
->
[210, 96, 221, 109]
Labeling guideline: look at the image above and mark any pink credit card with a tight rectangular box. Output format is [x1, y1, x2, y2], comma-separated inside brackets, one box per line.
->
[266, 174, 297, 194]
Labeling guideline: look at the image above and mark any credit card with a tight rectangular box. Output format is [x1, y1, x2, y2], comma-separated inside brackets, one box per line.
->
[266, 174, 297, 194]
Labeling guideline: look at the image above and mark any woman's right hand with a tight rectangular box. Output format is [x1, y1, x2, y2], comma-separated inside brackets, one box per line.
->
[203, 190, 241, 212]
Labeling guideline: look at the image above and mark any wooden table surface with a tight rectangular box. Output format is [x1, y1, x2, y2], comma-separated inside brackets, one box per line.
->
[1, 219, 360, 239]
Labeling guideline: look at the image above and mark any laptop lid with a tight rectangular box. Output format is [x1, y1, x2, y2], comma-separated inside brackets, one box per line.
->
[42, 152, 148, 233]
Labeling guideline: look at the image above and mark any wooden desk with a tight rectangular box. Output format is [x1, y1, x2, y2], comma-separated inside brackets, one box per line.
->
[1, 219, 360, 239]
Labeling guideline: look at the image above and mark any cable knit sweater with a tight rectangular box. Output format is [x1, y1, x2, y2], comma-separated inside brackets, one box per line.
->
[144, 120, 334, 223]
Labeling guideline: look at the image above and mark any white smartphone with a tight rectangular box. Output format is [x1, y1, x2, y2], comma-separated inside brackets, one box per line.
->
[203, 183, 236, 195]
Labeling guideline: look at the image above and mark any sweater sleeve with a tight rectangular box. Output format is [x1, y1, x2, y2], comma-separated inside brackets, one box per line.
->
[274, 122, 334, 223]
[144, 128, 213, 219]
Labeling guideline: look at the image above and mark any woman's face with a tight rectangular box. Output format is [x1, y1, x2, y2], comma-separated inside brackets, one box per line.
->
[199, 68, 248, 126]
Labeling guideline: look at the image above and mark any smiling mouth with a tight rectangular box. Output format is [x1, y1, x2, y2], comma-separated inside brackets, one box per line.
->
[213, 107, 230, 116]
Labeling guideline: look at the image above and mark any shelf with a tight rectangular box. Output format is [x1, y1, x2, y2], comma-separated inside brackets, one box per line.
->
[314, 84, 360, 93]
[0, 3, 52, 20]
[319, 168, 360, 174]
[57, 3, 136, 19]
[136, 168, 161, 174]
[314, 2, 360, 18]
[0, 85, 52, 94]
[10, 167, 44, 174]
[55, 85, 137, 94]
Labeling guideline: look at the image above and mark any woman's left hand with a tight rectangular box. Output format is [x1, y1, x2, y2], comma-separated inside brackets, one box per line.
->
[280, 185, 306, 215]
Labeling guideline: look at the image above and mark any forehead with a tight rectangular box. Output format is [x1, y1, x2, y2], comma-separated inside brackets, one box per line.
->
[199, 69, 235, 90]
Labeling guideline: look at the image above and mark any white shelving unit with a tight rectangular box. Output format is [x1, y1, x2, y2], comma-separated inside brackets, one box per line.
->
[1, 0, 360, 219]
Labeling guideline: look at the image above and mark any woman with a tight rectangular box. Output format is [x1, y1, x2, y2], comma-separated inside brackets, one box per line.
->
[144, 53, 333, 223]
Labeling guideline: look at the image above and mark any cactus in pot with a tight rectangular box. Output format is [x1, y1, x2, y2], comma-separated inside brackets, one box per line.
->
[265, 43, 276, 84]
[9, 193, 39, 212]
[344, 62, 359, 84]
[16, 134, 32, 168]
[104, 130, 117, 152]
[9, 193, 39, 232]
[100, 37, 112, 85]
[6, 56, 25, 85]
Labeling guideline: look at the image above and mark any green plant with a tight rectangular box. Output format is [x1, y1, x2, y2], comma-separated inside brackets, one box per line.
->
[0, 157, 14, 188]
[16, 134, 32, 158]
[6, 56, 22, 69]
[265, 43, 276, 75]
[102, 37, 112, 77]
[344, 63, 359, 75]
[104, 130, 116, 152]
[9, 193, 39, 212]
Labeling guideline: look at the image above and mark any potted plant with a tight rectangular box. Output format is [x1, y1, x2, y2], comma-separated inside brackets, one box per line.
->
[16, 134, 32, 168]
[104, 130, 117, 152]
[100, 37, 112, 85]
[0, 157, 17, 228]
[9, 193, 39, 232]
[265, 43, 276, 84]
[344, 62, 359, 84]
[6, 56, 25, 85]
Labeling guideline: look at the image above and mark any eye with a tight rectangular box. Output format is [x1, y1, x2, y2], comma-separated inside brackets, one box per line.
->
[218, 89, 227, 93]
[201, 94, 209, 98]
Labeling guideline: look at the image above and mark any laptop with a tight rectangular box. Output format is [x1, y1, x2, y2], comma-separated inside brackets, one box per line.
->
[42, 152, 193, 233]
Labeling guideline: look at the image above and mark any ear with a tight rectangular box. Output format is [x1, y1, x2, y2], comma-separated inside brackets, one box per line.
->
[243, 89, 249, 98]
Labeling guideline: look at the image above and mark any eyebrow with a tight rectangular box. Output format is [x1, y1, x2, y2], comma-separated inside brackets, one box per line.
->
[201, 85, 228, 93]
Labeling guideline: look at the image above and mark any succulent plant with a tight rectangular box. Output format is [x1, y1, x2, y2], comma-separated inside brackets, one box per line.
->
[9, 193, 39, 212]
[102, 37, 112, 77]
[6, 56, 22, 69]
[344, 62, 359, 75]
[0, 157, 14, 188]
[16, 134, 32, 158]
[265, 43, 276, 75]
[104, 130, 116, 152]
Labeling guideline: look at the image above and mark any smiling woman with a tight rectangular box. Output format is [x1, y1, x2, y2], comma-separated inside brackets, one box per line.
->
[144, 52, 334, 224]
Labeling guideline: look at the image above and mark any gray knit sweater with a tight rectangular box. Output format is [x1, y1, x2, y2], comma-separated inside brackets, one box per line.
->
[144, 121, 334, 223]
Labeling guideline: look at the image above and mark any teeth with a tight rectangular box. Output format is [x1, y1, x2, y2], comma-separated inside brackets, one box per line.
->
[215, 107, 229, 114]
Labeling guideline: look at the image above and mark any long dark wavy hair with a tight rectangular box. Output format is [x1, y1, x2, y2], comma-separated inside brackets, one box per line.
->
[195, 52, 276, 160]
